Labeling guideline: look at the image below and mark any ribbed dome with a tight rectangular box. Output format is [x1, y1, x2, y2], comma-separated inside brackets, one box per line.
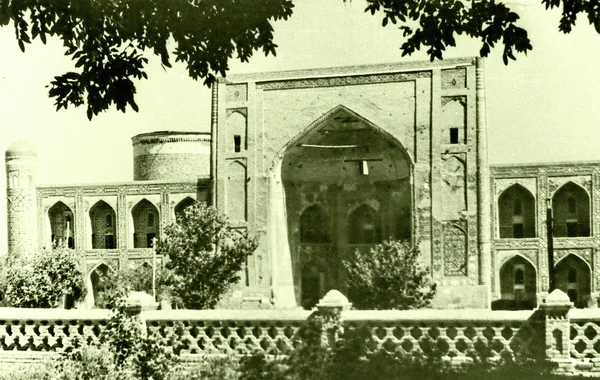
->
[5, 140, 37, 158]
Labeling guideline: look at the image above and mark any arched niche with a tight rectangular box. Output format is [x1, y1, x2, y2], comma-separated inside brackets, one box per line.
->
[276, 105, 412, 308]
[89, 263, 115, 309]
[495, 255, 537, 310]
[348, 204, 381, 244]
[300, 205, 329, 243]
[300, 262, 327, 310]
[555, 254, 591, 308]
[498, 184, 536, 239]
[174, 197, 196, 223]
[48, 201, 75, 249]
[552, 182, 590, 237]
[89, 200, 116, 249]
[132, 199, 159, 248]
[225, 161, 247, 222]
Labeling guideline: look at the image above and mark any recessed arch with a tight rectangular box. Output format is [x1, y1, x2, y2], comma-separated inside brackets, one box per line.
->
[348, 204, 381, 244]
[498, 184, 536, 239]
[300, 205, 329, 243]
[131, 199, 159, 248]
[552, 182, 590, 237]
[89, 200, 116, 249]
[48, 201, 75, 249]
[174, 197, 196, 222]
[89, 263, 115, 309]
[554, 254, 591, 308]
[496, 255, 537, 310]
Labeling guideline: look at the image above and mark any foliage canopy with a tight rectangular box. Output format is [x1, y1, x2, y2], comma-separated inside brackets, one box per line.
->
[1, 1, 598, 118]
[2, 247, 85, 308]
[343, 240, 436, 310]
[0, 0, 294, 119]
[157, 201, 258, 309]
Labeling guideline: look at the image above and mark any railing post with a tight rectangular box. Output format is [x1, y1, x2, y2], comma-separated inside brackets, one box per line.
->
[540, 289, 573, 372]
[124, 291, 159, 335]
[315, 290, 352, 347]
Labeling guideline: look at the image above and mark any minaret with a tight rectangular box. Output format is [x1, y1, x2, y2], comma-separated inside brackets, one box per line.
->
[5, 140, 38, 257]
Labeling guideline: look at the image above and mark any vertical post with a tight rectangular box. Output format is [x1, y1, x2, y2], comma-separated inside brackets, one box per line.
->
[476, 58, 491, 303]
[152, 237, 157, 302]
[547, 198, 555, 292]
[540, 290, 573, 371]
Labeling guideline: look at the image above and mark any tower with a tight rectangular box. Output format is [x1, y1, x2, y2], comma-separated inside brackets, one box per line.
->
[5, 140, 38, 257]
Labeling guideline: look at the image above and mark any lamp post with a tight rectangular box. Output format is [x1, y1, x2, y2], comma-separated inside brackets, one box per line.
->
[546, 198, 555, 292]
[152, 237, 157, 302]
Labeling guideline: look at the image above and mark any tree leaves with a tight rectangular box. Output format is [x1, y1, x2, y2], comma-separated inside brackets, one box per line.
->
[2, 0, 295, 119]
[343, 240, 436, 310]
[156, 201, 258, 310]
[365, 0, 538, 65]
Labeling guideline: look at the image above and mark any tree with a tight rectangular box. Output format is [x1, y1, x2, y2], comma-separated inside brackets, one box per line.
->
[156, 201, 258, 309]
[2, 1, 598, 119]
[343, 240, 436, 310]
[0, 0, 294, 119]
[3, 247, 85, 308]
[361, 0, 599, 65]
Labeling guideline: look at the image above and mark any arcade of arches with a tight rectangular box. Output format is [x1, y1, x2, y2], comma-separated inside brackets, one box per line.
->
[281, 109, 412, 309]
[495, 181, 593, 310]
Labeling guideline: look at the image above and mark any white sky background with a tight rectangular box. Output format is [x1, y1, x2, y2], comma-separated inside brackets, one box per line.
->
[0, 0, 599, 253]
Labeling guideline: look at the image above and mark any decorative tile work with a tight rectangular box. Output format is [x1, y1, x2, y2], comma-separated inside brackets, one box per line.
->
[256, 71, 430, 91]
[443, 221, 468, 276]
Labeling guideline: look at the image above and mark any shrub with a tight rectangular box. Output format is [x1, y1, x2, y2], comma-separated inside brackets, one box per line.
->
[343, 240, 436, 310]
[4, 248, 85, 308]
[157, 202, 258, 309]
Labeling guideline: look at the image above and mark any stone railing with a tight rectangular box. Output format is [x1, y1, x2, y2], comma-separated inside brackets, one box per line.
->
[0, 289, 598, 375]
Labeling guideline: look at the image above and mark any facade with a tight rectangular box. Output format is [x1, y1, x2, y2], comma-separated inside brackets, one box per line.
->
[212, 57, 491, 309]
[491, 161, 600, 309]
[5, 131, 211, 307]
[7, 57, 598, 310]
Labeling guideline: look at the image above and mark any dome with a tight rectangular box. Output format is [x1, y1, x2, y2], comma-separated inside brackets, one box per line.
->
[5, 140, 37, 158]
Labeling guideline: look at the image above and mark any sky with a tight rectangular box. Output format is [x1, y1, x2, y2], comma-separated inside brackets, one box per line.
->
[0, 0, 599, 252]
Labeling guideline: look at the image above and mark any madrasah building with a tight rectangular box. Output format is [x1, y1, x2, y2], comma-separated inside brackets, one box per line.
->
[5, 57, 600, 310]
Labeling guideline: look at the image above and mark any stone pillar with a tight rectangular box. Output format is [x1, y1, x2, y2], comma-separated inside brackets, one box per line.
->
[209, 82, 219, 207]
[268, 160, 297, 309]
[540, 289, 573, 371]
[476, 57, 491, 305]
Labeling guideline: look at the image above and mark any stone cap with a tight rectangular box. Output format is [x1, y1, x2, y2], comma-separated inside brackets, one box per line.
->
[316, 290, 352, 311]
[125, 291, 159, 313]
[5, 140, 37, 158]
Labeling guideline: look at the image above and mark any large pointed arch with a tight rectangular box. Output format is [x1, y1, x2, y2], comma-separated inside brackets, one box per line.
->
[497, 183, 536, 239]
[174, 197, 196, 223]
[552, 182, 590, 237]
[554, 254, 591, 308]
[131, 199, 159, 248]
[48, 201, 75, 249]
[89, 200, 117, 249]
[274, 105, 413, 307]
[496, 255, 537, 310]
[272, 104, 413, 170]
[89, 263, 115, 309]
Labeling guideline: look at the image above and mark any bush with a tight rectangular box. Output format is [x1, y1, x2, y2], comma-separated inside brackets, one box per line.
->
[3, 248, 85, 308]
[343, 240, 436, 310]
[157, 202, 258, 309]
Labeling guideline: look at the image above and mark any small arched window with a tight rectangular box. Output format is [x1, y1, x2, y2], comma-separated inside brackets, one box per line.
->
[568, 267, 578, 283]
[66, 216, 72, 223]
[147, 213, 154, 227]
[513, 199, 523, 216]
[514, 267, 525, 286]
[105, 214, 113, 228]
[568, 196, 577, 214]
